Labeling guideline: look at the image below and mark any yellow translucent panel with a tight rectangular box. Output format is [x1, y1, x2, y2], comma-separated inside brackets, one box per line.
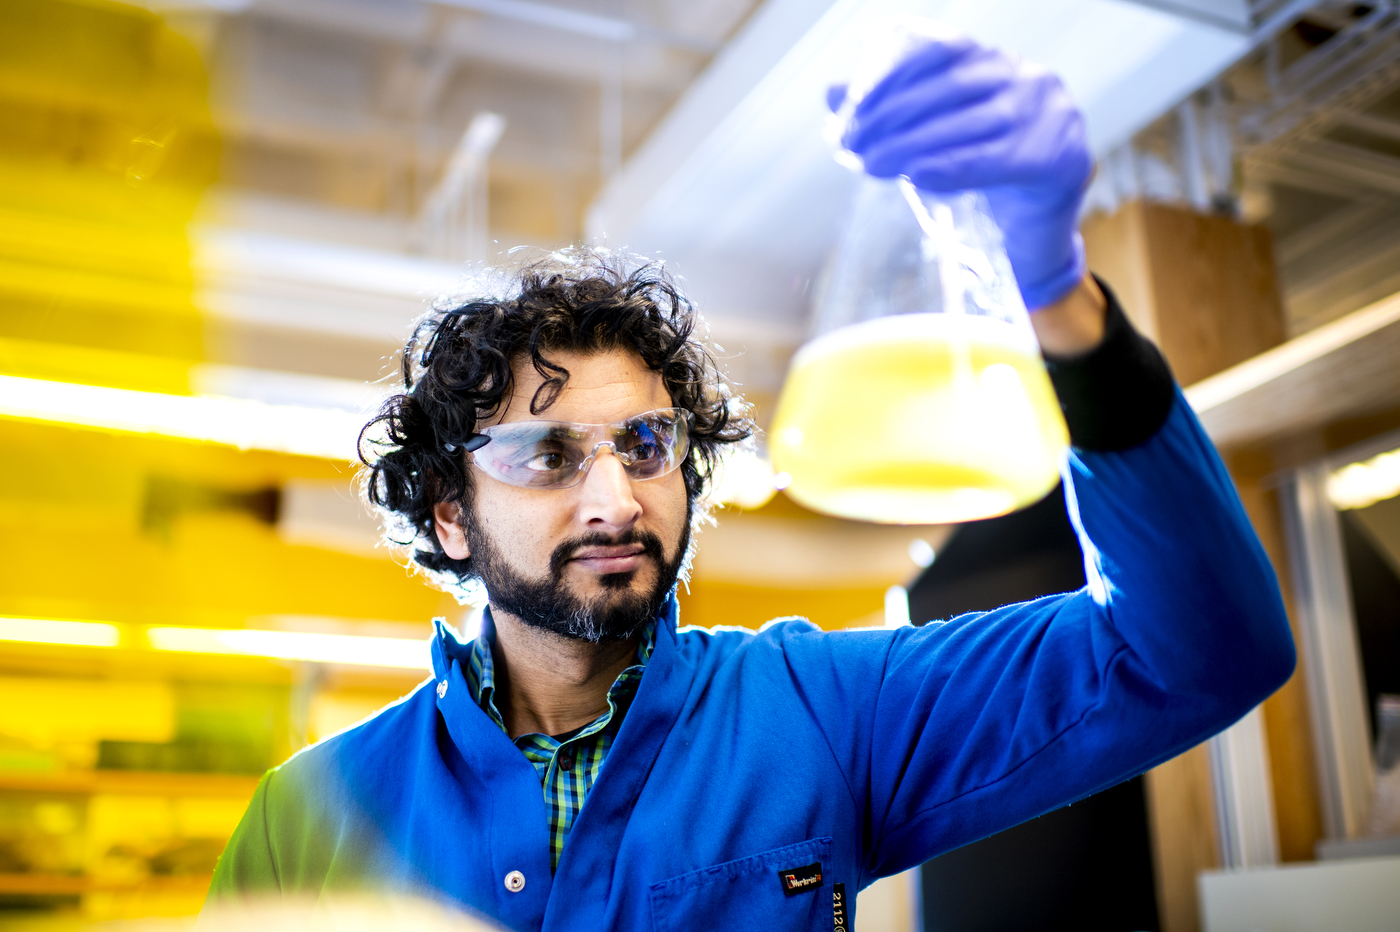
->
[0, 677, 175, 747]
[0, 0, 218, 368]
[0, 420, 456, 627]
[0, 336, 193, 394]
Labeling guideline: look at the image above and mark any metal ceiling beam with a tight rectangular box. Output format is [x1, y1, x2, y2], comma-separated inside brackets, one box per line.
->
[1287, 138, 1400, 196]
[1251, 0, 1329, 43]
[1332, 109, 1400, 143]
[1273, 199, 1397, 266]
[1115, 0, 1251, 34]
[1237, 4, 1400, 148]
[1247, 156, 1371, 198]
[1115, 0, 1330, 39]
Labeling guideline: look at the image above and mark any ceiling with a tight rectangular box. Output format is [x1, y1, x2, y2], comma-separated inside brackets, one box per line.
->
[157, 0, 1360, 415]
[136, 0, 1400, 477]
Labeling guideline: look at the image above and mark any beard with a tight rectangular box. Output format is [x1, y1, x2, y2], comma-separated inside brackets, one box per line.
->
[462, 500, 691, 643]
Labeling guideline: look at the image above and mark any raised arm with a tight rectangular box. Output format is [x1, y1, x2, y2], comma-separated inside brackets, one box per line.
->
[777, 280, 1294, 882]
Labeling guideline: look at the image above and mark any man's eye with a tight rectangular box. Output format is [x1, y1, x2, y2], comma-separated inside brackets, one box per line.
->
[629, 440, 662, 461]
[620, 422, 670, 459]
[525, 451, 569, 471]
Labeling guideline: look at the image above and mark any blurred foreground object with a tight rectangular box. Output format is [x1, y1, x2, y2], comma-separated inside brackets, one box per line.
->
[199, 895, 501, 932]
[770, 20, 1068, 525]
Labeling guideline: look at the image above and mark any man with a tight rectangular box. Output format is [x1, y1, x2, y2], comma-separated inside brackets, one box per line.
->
[206, 36, 1295, 931]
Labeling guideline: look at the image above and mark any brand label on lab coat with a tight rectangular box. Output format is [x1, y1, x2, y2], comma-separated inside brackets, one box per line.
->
[778, 861, 823, 896]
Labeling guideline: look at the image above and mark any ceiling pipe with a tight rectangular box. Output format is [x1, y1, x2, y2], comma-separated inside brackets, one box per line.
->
[421, 111, 506, 264]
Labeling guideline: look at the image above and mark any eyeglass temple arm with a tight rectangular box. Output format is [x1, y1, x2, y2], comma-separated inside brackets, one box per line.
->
[443, 434, 490, 454]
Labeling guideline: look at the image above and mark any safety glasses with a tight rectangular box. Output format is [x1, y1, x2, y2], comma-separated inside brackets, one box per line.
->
[468, 407, 692, 490]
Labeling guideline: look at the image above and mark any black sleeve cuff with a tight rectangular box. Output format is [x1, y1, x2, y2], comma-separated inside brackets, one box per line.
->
[1042, 276, 1177, 452]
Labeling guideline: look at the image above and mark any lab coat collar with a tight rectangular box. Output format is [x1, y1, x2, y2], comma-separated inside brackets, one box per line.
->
[427, 593, 692, 923]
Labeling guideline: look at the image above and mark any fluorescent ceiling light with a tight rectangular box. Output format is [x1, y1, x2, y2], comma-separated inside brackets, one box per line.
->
[0, 617, 121, 648]
[188, 364, 384, 413]
[1329, 447, 1400, 511]
[146, 626, 430, 670]
[0, 374, 363, 460]
[0, 614, 430, 669]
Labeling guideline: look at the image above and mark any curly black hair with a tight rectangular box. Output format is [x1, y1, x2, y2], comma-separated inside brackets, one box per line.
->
[359, 248, 755, 599]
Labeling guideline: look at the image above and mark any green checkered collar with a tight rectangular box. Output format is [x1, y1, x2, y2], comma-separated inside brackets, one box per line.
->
[465, 606, 657, 736]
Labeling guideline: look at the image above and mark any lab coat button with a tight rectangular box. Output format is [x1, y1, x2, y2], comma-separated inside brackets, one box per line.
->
[436, 680, 448, 698]
[504, 870, 525, 893]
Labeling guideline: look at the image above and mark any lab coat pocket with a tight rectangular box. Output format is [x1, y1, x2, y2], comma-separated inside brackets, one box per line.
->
[648, 836, 835, 932]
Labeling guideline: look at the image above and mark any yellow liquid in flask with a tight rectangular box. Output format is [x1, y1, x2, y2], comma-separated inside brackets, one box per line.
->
[770, 313, 1069, 524]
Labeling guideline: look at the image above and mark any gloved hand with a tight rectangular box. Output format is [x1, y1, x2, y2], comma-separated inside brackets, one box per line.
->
[834, 36, 1093, 310]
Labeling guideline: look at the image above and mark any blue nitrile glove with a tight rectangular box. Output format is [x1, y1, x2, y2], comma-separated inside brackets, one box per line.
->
[834, 37, 1093, 310]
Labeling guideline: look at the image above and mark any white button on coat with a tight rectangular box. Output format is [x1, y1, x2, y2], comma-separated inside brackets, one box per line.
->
[504, 870, 526, 893]
[436, 680, 448, 698]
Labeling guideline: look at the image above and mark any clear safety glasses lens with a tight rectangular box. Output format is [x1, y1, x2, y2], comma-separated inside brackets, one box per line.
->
[471, 408, 692, 490]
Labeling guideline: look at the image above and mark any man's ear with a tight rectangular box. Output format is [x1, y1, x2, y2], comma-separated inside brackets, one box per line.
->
[432, 501, 471, 560]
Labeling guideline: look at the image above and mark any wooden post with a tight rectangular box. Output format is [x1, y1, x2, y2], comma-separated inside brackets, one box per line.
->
[1228, 449, 1327, 864]
[1083, 200, 1321, 932]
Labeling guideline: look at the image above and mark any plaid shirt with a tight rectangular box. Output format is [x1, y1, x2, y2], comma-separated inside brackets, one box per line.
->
[464, 614, 656, 871]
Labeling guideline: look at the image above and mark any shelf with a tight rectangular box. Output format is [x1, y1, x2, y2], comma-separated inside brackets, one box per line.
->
[1185, 289, 1400, 448]
[0, 873, 212, 896]
[0, 769, 261, 797]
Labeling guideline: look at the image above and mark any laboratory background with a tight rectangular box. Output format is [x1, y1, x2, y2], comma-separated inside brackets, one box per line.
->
[1, 0, 1399, 930]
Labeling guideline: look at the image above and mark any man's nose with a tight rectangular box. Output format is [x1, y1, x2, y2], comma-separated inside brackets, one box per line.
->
[578, 446, 642, 530]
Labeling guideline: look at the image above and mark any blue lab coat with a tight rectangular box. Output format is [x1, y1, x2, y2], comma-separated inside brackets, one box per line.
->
[205, 382, 1295, 931]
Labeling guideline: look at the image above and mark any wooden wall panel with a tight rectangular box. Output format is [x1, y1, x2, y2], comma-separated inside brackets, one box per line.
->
[1139, 203, 1286, 386]
[1080, 200, 1158, 341]
[1083, 202, 1286, 384]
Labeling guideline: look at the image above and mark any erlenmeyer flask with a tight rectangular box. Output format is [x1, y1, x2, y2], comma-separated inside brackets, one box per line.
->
[769, 19, 1069, 525]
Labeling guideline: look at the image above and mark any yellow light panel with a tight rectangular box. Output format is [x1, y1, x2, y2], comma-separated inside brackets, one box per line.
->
[0, 616, 121, 647]
[0, 374, 362, 460]
[146, 626, 430, 670]
[0, 676, 175, 745]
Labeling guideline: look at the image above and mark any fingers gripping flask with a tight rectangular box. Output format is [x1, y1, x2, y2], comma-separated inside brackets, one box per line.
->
[769, 21, 1069, 525]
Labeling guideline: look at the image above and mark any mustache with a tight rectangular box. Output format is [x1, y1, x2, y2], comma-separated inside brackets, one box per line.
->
[549, 529, 666, 578]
